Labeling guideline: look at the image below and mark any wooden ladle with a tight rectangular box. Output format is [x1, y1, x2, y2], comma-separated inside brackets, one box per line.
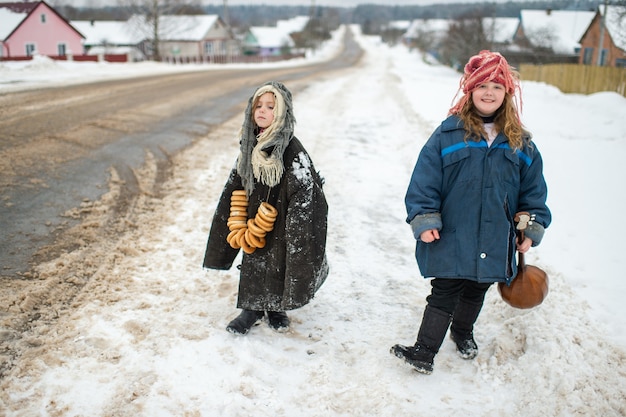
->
[498, 213, 549, 309]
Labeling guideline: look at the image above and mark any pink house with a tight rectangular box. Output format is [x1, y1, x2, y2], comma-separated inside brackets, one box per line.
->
[0, 1, 84, 59]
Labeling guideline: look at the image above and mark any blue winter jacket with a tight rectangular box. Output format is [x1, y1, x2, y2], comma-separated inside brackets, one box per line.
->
[405, 115, 551, 284]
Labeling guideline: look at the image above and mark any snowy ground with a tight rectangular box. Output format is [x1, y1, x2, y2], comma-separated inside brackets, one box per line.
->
[1, 27, 625, 416]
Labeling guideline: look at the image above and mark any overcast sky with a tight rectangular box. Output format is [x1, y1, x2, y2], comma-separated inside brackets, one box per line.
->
[64, 0, 495, 8]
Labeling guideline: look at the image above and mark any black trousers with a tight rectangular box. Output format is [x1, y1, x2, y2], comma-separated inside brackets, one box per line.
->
[426, 278, 492, 315]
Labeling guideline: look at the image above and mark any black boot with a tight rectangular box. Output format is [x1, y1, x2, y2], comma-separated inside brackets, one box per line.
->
[390, 306, 451, 374]
[267, 311, 290, 332]
[390, 344, 437, 374]
[450, 299, 483, 359]
[226, 309, 264, 335]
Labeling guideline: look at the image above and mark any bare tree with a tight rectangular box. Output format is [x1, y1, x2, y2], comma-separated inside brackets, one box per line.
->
[380, 26, 407, 46]
[408, 25, 441, 54]
[607, 1, 626, 47]
[118, 0, 202, 61]
[440, 15, 489, 70]
[525, 26, 558, 53]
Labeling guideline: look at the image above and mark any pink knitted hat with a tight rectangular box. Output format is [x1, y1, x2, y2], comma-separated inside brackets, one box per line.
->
[449, 50, 521, 116]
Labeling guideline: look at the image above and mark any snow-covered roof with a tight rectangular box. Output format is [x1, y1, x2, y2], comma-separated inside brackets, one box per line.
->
[403, 18, 450, 40]
[71, 20, 140, 45]
[276, 16, 309, 34]
[0, 8, 26, 39]
[126, 14, 222, 41]
[85, 45, 134, 54]
[602, 5, 626, 51]
[249, 26, 295, 48]
[404, 17, 519, 45]
[520, 9, 595, 54]
[482, 17, 519, 44]
[387, 20, 411, 31]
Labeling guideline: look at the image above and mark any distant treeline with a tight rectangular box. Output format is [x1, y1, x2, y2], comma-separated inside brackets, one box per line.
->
[56, 0, 602, 30]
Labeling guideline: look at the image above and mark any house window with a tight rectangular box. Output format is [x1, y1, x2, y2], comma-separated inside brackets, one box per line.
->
[58, 43, 67, 56]
[26, 43, 36, 56]
[204, 42, 214, 56]
[583, 47, 593, 65]
[615, 58, 626, 68]
[41, 13, 46, 23]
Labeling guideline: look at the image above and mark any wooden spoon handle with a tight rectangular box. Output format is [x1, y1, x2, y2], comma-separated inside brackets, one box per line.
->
[517, 229, 526, 269]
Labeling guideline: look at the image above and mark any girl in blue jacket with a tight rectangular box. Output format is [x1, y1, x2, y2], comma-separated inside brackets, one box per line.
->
[391, 50, 551, 374]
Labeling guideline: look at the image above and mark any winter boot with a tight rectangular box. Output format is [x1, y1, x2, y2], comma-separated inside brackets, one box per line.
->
[267, 311, 290, 332]
[390, 305, 452, 374]
[226, 309, 264, 335]
[450, 299, 483, 359]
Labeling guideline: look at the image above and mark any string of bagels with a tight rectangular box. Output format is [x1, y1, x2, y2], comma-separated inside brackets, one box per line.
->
[226, 190, 278, 254]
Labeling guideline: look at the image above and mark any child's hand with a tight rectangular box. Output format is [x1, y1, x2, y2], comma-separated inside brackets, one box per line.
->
[517, 237, 532, 253]
[420, 229, 440, 243]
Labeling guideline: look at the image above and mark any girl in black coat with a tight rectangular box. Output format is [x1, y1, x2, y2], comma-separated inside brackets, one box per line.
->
[203, 81, 329, 335]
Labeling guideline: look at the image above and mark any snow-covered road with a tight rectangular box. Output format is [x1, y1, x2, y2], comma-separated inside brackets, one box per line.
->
[1, 27, 624, 417]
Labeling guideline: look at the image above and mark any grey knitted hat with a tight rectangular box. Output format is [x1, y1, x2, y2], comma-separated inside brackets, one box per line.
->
[237, 81, 296, 196]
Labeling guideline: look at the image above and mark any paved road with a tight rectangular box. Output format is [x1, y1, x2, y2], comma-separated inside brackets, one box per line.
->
[0, 28, 363, 279]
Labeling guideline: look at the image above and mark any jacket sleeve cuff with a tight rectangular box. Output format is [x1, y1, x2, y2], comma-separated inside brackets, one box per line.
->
[409, 212, 442, 240]
[525, 221, 545, 246]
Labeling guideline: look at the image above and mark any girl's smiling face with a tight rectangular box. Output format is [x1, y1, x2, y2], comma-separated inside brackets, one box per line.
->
[471, 81, 506, 117]
[254, 92, 275, 129]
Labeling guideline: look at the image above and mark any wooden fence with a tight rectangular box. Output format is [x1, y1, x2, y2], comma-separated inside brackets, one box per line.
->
[1, 54, 130, 63]
[160, 53, 306, 65]
[520, 64, 626, 97]
[1, 53, 306, 65]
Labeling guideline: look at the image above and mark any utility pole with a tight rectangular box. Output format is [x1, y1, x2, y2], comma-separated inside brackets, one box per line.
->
[307, 0, 317, 51]
[223, 0, 231, 31]
[596, 0, 607, 66]
[223, 0, 233, 62]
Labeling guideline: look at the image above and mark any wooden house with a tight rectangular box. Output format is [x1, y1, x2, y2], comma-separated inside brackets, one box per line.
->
[126, 14, 232, 62]
[578, 5, 626, 67]
[0, 1, 84, 59]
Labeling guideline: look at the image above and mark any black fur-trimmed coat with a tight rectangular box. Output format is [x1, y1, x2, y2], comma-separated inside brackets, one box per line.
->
[203, 137, 328, 311]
